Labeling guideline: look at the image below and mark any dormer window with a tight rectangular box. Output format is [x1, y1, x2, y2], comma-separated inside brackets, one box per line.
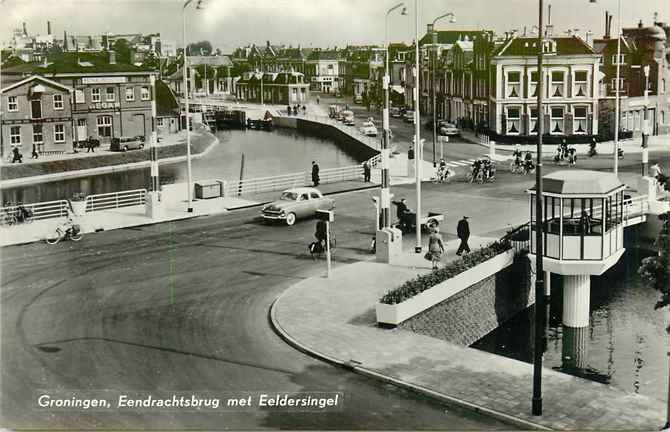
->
[542, 40, 556, 54]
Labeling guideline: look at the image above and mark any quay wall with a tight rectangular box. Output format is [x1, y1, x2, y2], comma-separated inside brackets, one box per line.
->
[400, 257, 537, 346]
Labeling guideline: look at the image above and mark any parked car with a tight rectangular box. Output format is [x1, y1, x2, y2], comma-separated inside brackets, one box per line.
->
[403, 110, 415, 123]
[360, 121, 378, 137]
[354, 94, 364, 104]
[261, 187, 335, 226]
[342, 110, 356, 126]
[390, 107, 403, 118]
[438, 122, 461, 137]
[110, 136, 145, 152]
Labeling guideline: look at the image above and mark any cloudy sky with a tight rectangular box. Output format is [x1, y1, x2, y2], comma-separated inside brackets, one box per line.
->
[1, 0, 668, 52]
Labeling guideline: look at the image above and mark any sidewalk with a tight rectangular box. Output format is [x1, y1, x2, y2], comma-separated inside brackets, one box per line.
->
[0, 179, 379, 247]
[271, 239, 666, 430]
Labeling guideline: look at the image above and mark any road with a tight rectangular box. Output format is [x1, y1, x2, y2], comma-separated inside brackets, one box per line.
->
[1, 182, 523, 430]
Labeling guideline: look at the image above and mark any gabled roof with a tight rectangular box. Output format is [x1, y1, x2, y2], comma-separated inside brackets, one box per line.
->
[1, 74, 73, 93]
[187, 55, 233, 67]
[6, 52, 157, 75]
[495, 36, 596, 57]
[307, 49, 341, 61]
[592, 36, 635, 54]
[155, 79, 179, 117]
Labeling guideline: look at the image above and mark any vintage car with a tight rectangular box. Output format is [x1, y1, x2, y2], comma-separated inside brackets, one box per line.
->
[110, 136, 145, 152]
[438, 122, 461, 137]
[403, 110, 415, 123]
[390, 107, 404, 118]
[261, 187, 335, 226]
[359, 120, 378, 137]
[342, 110, 356, 126]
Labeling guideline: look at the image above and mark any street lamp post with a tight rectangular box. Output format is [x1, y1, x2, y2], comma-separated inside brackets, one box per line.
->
[532, 0, 546, 416]
[414, 0, 422, 253]
[260, 55, 264, 106]
[642, 64, 650, 176]
[382, 2, 406, 229]
[182, 0, 200, 213]
[431, 13, 455, 168]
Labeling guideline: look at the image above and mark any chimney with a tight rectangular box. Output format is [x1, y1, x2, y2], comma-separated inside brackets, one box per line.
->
[608, 14, 614, 39]
[47, 21, 51, 36]
[545, 25, 554, 37]
[109, 50, 116, 64]
[586, 30, 594, 46]
[427, 23, 434, 36]
[638, 19, 643, 29]
[64, 30, 68, 50]
[22, 22, 27, 36]
[266, 40, 270, 47]
[605, 11, 610, 39]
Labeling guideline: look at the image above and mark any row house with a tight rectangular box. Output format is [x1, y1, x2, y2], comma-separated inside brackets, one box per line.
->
[306, 49, 346, 94]
[594, 16, 670, 138]
[1, 51, 157, 157]
[490, 36, 601, 141]
[235, 71, 310, 105]
[163, 55, 237, 97]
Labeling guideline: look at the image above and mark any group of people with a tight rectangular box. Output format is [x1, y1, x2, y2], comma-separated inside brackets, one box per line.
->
[554, 140, 578, 166]
[470, 158, 496, 183]
[286, 105, 308, 116]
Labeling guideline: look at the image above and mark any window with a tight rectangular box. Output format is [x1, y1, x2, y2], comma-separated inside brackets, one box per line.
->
[610, 78, 625, 94]
[574, 71, 589, 97]
[550, 106, 564, 134]
[31, 100, 42, 119]
[75, 89, 85, 104]
[106, 87, 115, 102]
[97, 115, 112, 137]
[506, 106, 521, 134]
[529, 107, 539, 135]
[91, 88, 101, 102]
[528, 71, 539, 98]
[634, 110, 641, 131]
[53, 94, 64, 110]
[550, 71, 565, 98]
[310, 192, 320, 199]
[141, 87, 150, 101]
[662, 79, 666, 94]
[54, 124, 65, 143]
[32, 124, 43, 144]
[574, 106, 588, 134]
[612, 54, 626, 65]
[10, 126, 21, 145]
[661, 111, 665, 125]
[506, 71, 521, 98]
[7, 96, 18, 112]
[125, 87, 135, 101]
[157, 118, 164, 127]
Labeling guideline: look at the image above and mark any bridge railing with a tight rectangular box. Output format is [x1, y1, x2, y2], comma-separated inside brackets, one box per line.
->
[85, 189, 147, 212]
[1, 199, 70, 222]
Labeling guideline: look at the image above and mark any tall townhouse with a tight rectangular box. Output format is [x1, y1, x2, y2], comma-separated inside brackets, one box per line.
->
[489, 35, 601, 143]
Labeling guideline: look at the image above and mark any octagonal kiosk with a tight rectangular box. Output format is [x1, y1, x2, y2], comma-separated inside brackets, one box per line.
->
[528, 170, 626, 368]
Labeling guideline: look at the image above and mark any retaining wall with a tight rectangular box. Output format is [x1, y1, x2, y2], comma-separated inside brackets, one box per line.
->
[400, 257, 537, 346]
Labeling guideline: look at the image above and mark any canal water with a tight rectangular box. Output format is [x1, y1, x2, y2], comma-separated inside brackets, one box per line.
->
[471, 249, 670, 400]
[2, 128, 359, 204]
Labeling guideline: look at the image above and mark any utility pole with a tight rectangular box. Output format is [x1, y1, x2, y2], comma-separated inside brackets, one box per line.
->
[414, 0, 422, 254]
[642, 64, 650, 176]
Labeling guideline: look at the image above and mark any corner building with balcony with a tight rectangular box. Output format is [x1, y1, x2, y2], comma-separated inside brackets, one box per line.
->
[489, 36, 601, 143]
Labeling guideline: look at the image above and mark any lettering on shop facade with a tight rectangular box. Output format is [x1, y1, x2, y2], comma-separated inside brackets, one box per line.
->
[88, 102, 121, 111]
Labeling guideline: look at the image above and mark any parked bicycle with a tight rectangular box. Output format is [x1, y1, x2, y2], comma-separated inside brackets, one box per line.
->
[0, 202, 34, 226]
[45, 218, 83, 244]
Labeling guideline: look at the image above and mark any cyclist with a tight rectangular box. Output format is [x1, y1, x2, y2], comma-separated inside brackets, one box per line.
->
[470, 159, 482, 183]
[523, 152, 535, 175]
[568, 146, 577, 166]
[15, 203, 32, 223]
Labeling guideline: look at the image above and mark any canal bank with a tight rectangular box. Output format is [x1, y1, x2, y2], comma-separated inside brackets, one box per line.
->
[270, 249, 666, 430]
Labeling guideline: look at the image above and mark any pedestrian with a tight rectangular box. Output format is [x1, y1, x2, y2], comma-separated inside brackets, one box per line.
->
[456, 216, 471, 256]
[302, 105, 307, 115]
[31, 144, 39, 159]
[426, 227, 445, 270]
[363, 161, 371, 182]
[287, 105, 292, 116]
[87, 136, 95, 153]
[316, 96, 320, 105]
[580, 210, 592, 235]
[392, 198, 410, 230]
[408, 145, 415, 160]
[11, 147, 22, 163]
[311, 161, 320, 187]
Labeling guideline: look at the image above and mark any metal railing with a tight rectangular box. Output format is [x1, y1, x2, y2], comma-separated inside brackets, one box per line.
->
[1, 199, 70, 222]
[85, 189, 147, 212]
[500, 222, 531, 255]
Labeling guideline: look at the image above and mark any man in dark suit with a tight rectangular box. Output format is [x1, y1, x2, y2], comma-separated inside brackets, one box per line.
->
[311, 161, 320, 186]
[456, 216, 471, 256]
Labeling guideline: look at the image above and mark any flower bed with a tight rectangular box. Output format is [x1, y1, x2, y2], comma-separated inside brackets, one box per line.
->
[380, 240, 511, 305]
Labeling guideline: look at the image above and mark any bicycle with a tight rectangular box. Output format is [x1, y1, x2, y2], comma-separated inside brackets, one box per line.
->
[45, 220, 83, 244]
[510, 161, 524, 174]
[308, 237, 336, 260]
[432, 167, 455, 184]
[466, 170, 484, 184]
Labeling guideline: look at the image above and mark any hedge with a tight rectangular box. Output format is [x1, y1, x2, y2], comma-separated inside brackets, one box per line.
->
[379, 240, 512, 305]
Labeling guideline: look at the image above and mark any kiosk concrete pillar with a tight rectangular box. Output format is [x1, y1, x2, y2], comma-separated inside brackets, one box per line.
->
[376, 227, 402, 263]
[562, 274, 590, 328]
[562, 326, 589, 369]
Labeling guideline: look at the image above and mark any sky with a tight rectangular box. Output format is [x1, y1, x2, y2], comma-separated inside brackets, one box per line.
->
[1, 0, 669, 53]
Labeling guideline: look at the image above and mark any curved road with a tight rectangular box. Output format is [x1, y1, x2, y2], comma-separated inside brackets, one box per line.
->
[1, 183, 514, 430]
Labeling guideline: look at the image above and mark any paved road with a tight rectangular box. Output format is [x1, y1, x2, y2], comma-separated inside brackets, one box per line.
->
[1, 186, 518, 430]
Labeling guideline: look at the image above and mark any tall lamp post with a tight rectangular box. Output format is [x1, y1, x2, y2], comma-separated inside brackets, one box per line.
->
[182, 0, 202, 213]
[642, 64, 650, 176]
[532, 0, 546, 416]
[382, 2, 407, 229]
[431, 13, 456, 167]
[414, 0, 422, 253]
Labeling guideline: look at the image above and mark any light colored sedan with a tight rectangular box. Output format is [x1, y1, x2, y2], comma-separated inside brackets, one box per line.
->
[261, 187, 335, 226]
[439, 122, 461, 137]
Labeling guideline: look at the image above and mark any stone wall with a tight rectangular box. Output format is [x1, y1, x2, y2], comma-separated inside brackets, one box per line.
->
[296, 119, 380, 162]
[400, 256, 536, 346]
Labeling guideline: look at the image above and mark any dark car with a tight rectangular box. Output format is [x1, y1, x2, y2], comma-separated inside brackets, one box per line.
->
[110, 136, 145, 152]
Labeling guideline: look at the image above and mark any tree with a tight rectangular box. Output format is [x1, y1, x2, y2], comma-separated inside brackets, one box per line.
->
[141, 51, 161, 71]
[112, 39, 132, 64]
[187, 40, 213, 56]
[638, 211, 670, 332]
